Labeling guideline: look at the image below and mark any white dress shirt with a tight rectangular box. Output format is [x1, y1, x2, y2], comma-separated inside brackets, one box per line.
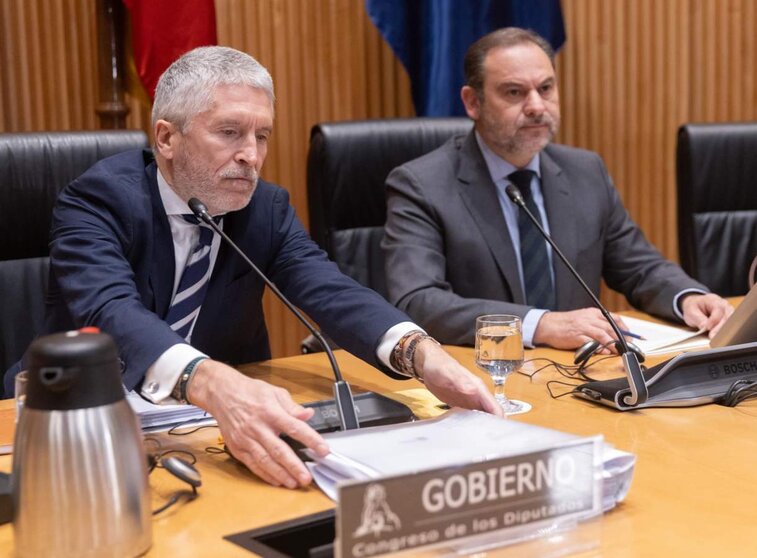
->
[141, 170, 418, 403]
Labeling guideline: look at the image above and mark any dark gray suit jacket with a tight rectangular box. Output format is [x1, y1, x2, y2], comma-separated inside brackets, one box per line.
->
[382, 131, 707, 346]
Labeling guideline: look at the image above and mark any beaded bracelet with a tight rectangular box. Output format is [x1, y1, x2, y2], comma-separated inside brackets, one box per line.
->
[391, 330, 440, 382]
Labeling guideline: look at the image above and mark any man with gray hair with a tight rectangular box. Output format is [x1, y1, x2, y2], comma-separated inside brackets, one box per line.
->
[6, 46, 500, 488]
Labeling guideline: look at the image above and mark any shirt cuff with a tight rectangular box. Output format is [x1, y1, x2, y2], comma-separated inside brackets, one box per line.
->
[672, 288, 708, 320]
[522, 309, 549, 348]
[140, 343, 209, 404]
[377, 321, 425, 376]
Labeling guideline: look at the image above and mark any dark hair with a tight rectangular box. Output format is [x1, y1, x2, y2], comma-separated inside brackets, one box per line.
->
[464, 27, 555, 94]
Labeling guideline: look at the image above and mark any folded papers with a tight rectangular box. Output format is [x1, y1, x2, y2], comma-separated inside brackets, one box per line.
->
[126, 391, 214, 432]
[622, 316, 709, 356]
[306, 409, 635, 512]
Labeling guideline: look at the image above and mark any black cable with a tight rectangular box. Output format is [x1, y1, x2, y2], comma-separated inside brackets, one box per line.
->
[205, 445, 230, 455]
[145, 438, 201, 515]
[721, 379, 757, 407]
[517, 358, 565, 379]
[167, 420, 218, 436]
[515, 345, 634, 401]
[518, 353, 615, 384]
[518, 358, 570, 379]
[152, 487, 198, 516]
[546, 381, 582, 399]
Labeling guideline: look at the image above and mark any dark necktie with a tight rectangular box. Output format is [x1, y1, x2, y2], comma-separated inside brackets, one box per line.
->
[164, 215, 220, 340]
[507, 170, 555, 310]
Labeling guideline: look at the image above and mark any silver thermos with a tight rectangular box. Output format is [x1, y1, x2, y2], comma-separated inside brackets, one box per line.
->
[12, 331, 152, 557]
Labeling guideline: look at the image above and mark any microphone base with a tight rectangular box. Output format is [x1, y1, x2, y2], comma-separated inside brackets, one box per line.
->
[621, 351, 647, 406]
[305, 391, 415, 432]
[333, 380, 360, 431]
[283, 392, 416, 456]
[574, 342, 757, 410]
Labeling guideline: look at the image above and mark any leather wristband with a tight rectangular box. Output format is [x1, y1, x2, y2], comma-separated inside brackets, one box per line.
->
[171, 356, 208, 404]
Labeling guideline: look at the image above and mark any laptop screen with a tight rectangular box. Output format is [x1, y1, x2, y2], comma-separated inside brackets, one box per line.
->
[710, 284, 757, 347]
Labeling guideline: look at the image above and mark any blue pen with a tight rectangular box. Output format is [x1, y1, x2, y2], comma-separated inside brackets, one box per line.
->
[620, 329, 646, 341]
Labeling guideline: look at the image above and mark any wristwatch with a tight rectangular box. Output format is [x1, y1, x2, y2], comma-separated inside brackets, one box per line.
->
[170, 356, 208, 404]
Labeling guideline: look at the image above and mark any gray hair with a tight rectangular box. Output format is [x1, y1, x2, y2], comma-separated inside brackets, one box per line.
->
[152, 46, 275, 131]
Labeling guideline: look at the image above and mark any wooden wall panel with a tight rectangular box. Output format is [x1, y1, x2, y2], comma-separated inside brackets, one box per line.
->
[1, 0, 756, 356]
[556, 0, 757, 312]
[0, 0, 99, 131]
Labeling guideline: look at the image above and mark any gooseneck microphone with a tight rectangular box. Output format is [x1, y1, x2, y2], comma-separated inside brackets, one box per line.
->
[505, 185, 648, 406]
[188, 198, 360, 430]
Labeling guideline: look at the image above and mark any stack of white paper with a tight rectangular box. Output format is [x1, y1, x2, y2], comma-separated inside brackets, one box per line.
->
[126, 391, 215, 432]
[306, 410, 635, 511]
[601, 445, 636, 512]
[622, 316, 709, 355]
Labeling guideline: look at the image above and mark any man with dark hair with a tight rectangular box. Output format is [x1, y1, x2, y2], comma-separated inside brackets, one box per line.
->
[6, 46, 501, 489]
[382, 27, 732, 350]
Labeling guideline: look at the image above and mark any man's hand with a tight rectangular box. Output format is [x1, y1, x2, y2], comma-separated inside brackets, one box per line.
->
[533, 308, 630, 352]
[187, 359, 329, 489]
[680, 293, 734, 338]
[413, 340, 504, 417]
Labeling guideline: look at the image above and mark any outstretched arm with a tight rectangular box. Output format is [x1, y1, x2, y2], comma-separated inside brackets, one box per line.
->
[188, 360, 330, 488]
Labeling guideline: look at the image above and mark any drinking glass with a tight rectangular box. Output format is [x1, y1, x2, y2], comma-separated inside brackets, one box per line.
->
[475, 315, 531, 415]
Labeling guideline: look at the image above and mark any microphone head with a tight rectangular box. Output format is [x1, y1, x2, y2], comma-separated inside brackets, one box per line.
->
[188, 198, 210, 220]
[162, 456, 202, 488]
[574, 339, 601, 365]
[505, 184, 525, 205]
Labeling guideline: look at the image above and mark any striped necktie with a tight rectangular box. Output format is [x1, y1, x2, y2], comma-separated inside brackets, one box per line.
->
[508, 170, 556, 310]
[165, 215, 220, 340]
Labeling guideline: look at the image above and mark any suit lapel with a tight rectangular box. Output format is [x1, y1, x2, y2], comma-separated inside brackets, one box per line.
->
[456, 133, 525, 304]
[540, 148, 578, 309]
[145, 161, 175, 318]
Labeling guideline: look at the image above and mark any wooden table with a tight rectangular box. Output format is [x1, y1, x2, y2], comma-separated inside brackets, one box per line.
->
[2, 337, 756, 556]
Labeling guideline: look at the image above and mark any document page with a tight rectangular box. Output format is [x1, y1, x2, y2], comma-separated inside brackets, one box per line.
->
[621, 316, 709, 355]
[309, 409, 580, 478]
[306, 410, 636, 511]
[126, 391, 214, 432]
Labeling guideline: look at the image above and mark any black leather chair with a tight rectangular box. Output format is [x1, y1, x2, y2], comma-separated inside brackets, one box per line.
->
[307, 118, 473, 298]
[676, 123, 757, 296]
[0, 131, 148, 385]
[303, 118, 472, 352]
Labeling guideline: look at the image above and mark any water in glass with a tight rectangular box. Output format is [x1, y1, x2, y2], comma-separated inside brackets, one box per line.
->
[475, 324, 524, 379]
[475, 315, 530, 415]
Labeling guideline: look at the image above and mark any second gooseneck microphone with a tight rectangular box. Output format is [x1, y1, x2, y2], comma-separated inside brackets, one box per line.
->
[188, 197, 360, 430]
[505, 185, 648, 406]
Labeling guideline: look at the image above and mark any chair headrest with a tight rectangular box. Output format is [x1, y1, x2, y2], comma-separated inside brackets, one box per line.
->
[307, 118, 472, 248]
[0, 130, 148, 261]
[677, 122, 757, 213]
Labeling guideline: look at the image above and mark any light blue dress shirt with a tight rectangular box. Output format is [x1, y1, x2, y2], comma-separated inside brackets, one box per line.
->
[474, 133, 699, 345]
[475, 132, 553, 346]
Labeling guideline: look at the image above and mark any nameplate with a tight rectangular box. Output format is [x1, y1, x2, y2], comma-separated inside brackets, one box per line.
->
[336, 437, 602, 558]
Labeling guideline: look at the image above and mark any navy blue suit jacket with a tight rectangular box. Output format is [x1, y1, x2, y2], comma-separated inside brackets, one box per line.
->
[5, 149, 408, 392]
